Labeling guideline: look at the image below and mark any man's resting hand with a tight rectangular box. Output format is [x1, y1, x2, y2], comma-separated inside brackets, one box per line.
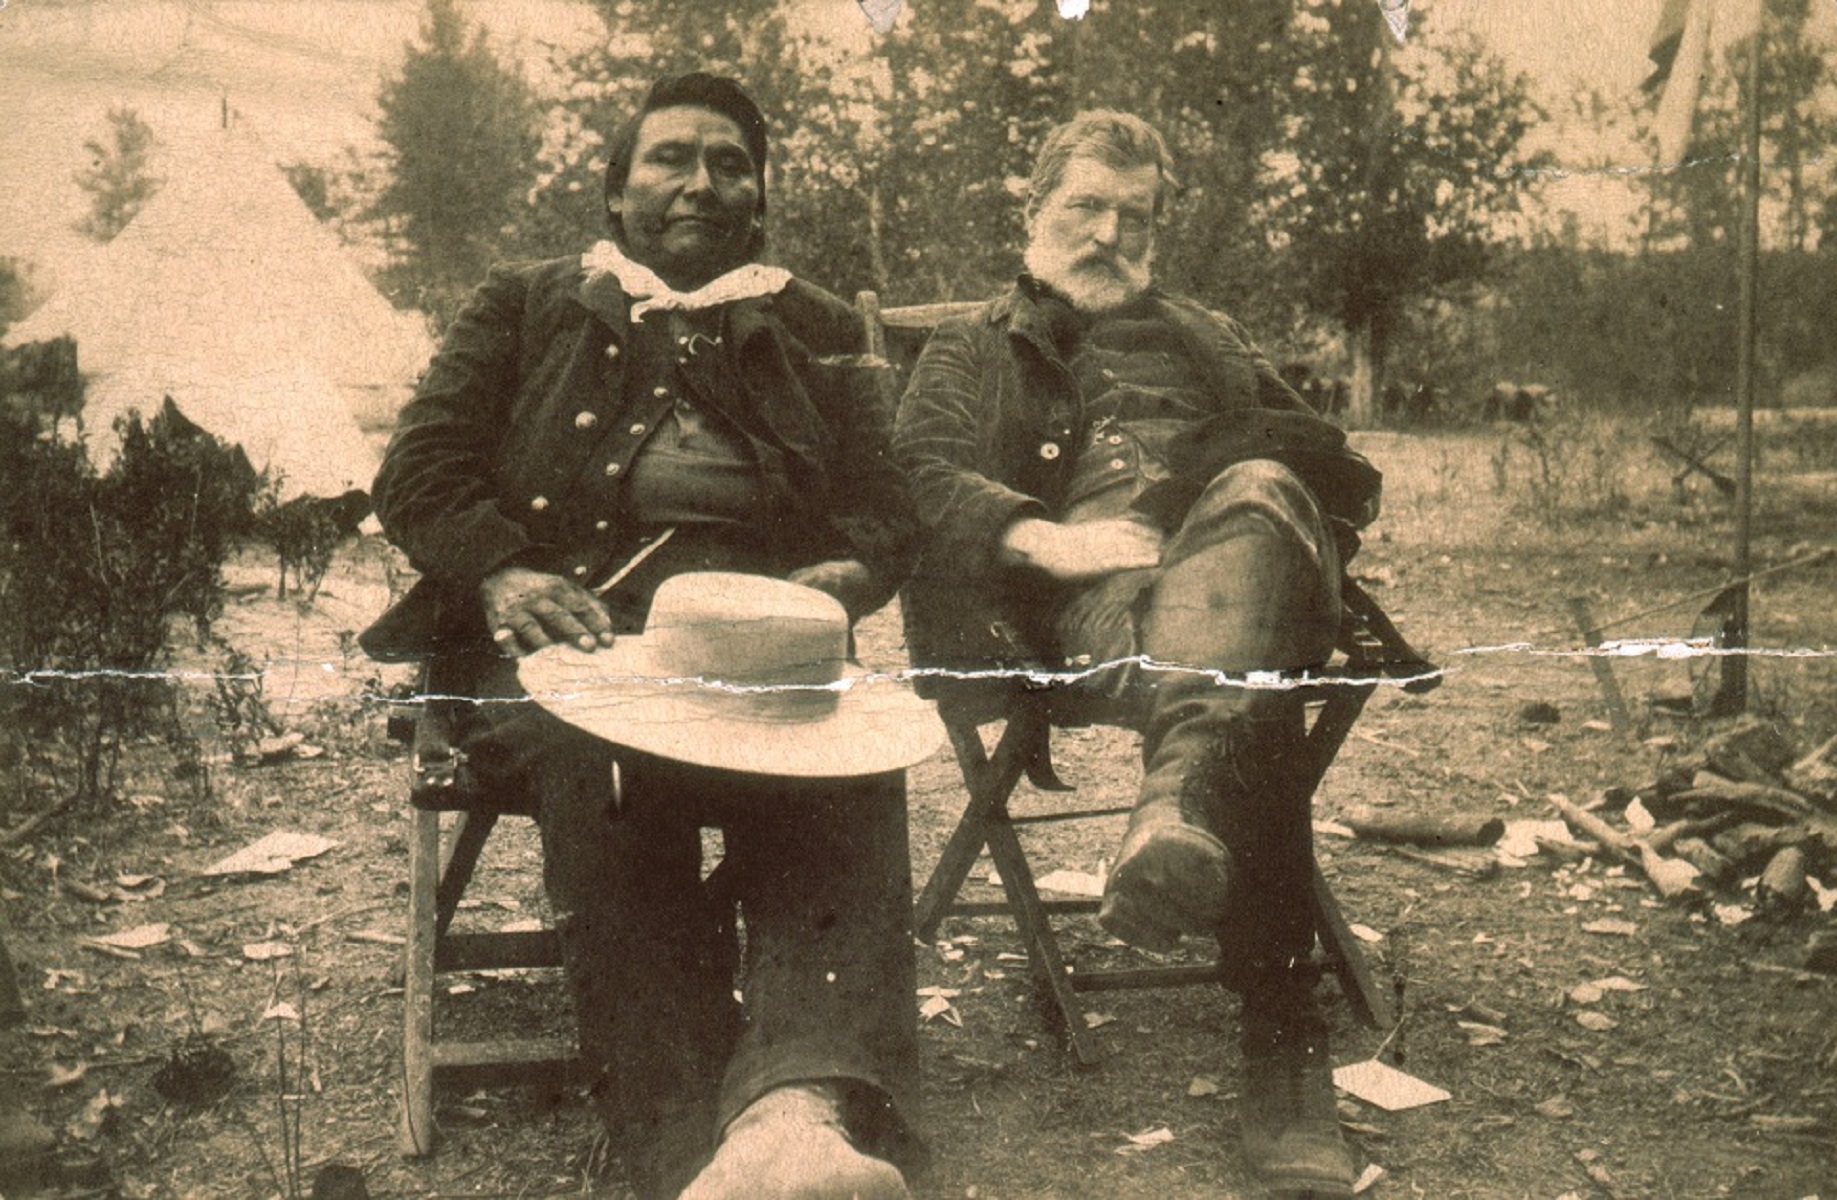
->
[479, 566, 616, 656]
[787, 559, 880, 621]
[999, 517, 1165, 582]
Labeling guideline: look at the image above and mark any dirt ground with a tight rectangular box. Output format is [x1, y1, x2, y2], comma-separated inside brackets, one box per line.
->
[3, 420, 1836, 1199]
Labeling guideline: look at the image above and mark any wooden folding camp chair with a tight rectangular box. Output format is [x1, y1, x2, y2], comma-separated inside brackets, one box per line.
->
[390, 672, 576, 1157]
[863, 293, 1440, 1065]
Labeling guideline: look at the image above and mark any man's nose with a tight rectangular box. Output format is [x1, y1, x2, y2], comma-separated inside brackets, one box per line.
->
[1090, 209, 1121, 247]
[683, 155, 716, 197]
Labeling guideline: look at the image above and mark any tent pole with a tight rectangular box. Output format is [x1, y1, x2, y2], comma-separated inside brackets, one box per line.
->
[1727, 14, 1763, 713]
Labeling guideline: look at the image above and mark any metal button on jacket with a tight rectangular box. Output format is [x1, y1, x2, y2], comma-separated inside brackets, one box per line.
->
[571, 565, 588, 577]
[651, 386, 669, 399]
[629, 423, 647, 437]
[575, 411, 598, 430]
[604, 462, 621, 476]
[604, 343, 620, 360]
[1039, 442, 1060, 460]
[594, 519, 610, 532]
[1109, 458, 1126, 471]
[529, 495, 549, 511]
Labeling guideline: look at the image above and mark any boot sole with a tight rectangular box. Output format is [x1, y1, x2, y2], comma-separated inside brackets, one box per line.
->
[1099, 825, 1232, 951]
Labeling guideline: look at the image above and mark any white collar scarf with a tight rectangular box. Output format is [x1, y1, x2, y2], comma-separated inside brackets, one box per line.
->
[581, 240, 792, 323]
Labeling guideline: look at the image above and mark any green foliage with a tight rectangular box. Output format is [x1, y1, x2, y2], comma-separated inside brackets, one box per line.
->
[1262, 1, 1548, 417]
[251, 490, 372, 602]
[371, 0, 541, 323]
[73, 107, 162, 243]
[0, 400, 263, 815]
[1490, 408, 1639, 528]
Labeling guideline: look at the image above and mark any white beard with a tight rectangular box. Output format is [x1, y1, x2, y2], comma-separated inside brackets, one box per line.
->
[1023, 239, 1153, 314]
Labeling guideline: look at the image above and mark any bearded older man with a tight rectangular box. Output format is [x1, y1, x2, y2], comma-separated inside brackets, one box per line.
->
[893, 111, 1382, 1198]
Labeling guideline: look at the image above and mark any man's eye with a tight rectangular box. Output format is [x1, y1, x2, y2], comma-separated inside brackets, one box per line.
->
[1120, 212, 1152, 232]
[711, 152, 754, 176]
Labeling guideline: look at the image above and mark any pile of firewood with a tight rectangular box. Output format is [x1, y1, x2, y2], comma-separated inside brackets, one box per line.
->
[1548, 719, 1837, 934]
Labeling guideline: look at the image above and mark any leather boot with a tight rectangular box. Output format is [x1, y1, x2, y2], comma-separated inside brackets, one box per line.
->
[1097, 690, 1237, 953]
[1098, 463, 1340, 955]
[678, 1083, 910, 1200]
[1238, 979, 1355, 1198]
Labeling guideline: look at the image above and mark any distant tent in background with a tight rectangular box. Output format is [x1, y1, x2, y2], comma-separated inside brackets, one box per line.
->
[3, 123, 433, 499]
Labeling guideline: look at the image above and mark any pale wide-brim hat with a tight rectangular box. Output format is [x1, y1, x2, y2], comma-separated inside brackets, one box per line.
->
[518, 572, 945, 777]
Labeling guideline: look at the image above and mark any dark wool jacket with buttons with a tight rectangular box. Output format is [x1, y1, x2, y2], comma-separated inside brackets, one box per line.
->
[892, 281, 1379, 682]
[362, 255, 918, 662]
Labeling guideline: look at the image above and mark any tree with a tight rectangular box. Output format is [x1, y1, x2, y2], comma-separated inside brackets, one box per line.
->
[1261, 0, 1547, 424]
[0, 258, 38, 338]
[73, 107, 161, 242]
[1644, 0, 1834, 253]
[370, 0, 541, 323]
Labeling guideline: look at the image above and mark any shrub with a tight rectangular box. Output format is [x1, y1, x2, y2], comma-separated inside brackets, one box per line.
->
[0, 399, 263, 823]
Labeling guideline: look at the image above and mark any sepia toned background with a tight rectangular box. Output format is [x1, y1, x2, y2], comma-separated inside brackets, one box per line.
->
[2, 2, 1835, 1197]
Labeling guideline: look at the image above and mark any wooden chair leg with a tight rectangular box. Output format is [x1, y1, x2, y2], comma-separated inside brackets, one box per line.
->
[1311, 862, 1394, 1030]
[435, 812, 498, 939]
[983, 818, 1105, 1065]
[400, 807, 441, 1157]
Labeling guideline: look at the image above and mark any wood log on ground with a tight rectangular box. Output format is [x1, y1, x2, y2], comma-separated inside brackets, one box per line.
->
[1645, 813, 1741, 853]
[1786, 733, 1837, 810]
[1547, 793, 1702, 900]
[1674, 776, 1814, 822]
[1670, 837, 1739, 887]
[1705, 718, 1798, 782]
[1711, 822, 1805, 872]
[1381, 845, 1500, 879]
[1757, 846, 1810, 917]
[1345, 810, 1505, 848]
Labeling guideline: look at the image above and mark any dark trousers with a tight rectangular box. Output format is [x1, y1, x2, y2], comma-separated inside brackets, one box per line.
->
[1053, 459, 1342, 970]
[458, 670, 922, 1197]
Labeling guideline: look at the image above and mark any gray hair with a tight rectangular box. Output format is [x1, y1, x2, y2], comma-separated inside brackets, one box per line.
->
[1025, 110, 1181, 219]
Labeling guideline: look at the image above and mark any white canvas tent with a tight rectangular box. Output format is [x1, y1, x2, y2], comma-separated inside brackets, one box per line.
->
[6, 123, 434, 499]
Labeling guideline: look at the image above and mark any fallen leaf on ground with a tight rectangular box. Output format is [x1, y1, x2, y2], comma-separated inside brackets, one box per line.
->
[1569, 983, 1604, 1005]
[1352, 1163, 1387, 1194]
[1582, 918, 1639, 937]
[1574, 1011, 1618, 1031]
[919, 994, 962, 1026]
[1187, 1075, 1220, 1097]
[1083, 1011, 1117, 1030]
[1590, 975, 1646, 993]
[46, 1062, 88, 1088]
[1535, 1094, 1576, 1119]
[66, 1090, 122, 1141]
[1496, 819, 1575, 860]
[1749, 1114, 1822, 1132]
[202, 831, 338, 877]
[241, 941, 293, 962]
[261, 1002, 301, 1022]
[87, 923, 171, 950]
[1458, 1021, 1508, 1046]
[1349, 923, 1385, 944]
[1333, 1060, 1451, 1111]
[1115, 1126, 1174, 1155]
[1033, 869, 1106, 898]
[1713, 904, 1754, 926]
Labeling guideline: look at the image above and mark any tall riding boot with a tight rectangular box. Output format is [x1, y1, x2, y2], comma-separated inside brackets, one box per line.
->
[1239, 971, 1356, 1198]
[1098, 461, 1340, 954]
[1097, 675, 1250, 952]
